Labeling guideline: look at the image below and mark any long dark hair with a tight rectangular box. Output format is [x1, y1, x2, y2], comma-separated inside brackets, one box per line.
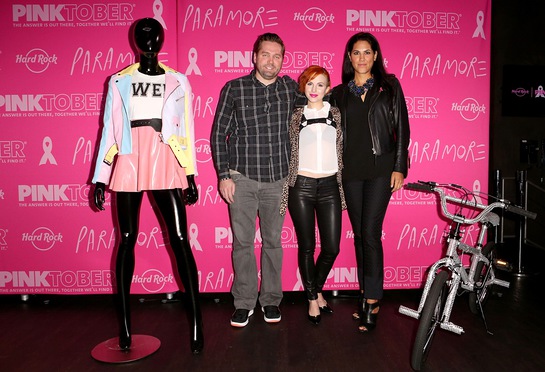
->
[341, 32, 394, 90]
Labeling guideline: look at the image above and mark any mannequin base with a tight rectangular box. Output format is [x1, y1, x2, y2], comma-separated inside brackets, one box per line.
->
[91, 335, 160, 363]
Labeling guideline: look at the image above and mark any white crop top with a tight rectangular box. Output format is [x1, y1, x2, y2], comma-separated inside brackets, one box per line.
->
[298, 101, 338, 175]
[130, 70, 165, 120]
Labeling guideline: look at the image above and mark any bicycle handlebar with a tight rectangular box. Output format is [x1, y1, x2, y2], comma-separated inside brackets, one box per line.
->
[505, 204, 537, 219]
[405, 182, 434, 192]
[405, 181, 537, 223]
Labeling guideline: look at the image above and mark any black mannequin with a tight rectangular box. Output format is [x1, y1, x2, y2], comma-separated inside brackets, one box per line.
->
[93, 18, 203, 354]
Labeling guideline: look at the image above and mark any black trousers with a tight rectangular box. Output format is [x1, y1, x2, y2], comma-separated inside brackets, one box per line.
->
[115, 189, 201, 343]
[343, 177, 391, 300]
[288, 175, 341, 301]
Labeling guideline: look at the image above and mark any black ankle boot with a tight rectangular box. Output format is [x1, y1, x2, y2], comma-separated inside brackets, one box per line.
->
[358, 300, 380, 332]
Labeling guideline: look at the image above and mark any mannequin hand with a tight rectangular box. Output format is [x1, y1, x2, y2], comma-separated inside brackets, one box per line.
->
[184, 175, 198, 205]
[93, 182, 106, 211]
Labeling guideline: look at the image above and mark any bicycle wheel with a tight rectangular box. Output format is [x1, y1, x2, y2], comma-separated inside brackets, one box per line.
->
[469, 242, 495, 314]
[411, 270, 449, 371]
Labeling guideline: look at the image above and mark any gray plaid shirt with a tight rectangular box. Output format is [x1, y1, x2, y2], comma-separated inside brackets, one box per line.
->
[211, 70, 301, 183]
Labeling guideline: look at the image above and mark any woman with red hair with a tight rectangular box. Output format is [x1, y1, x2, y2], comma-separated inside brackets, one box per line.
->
[281, 65, 345, 325]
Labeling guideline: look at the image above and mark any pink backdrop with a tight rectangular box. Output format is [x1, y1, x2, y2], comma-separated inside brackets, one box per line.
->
[0, 0, 491, 294]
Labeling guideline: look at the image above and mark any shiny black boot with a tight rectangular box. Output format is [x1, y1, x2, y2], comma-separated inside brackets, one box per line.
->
[358, 300, 380, 332]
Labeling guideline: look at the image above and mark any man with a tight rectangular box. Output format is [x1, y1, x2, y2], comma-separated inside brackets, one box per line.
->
[211, 33, 301, 327]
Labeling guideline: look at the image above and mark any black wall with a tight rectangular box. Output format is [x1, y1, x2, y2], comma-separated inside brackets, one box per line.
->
[491, 1, 545, 183]
[491, 1, 545, 247]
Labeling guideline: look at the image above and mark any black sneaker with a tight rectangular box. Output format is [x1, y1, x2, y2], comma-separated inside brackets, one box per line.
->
[262, 306, 281, 323]
[230, 309, 254, 327]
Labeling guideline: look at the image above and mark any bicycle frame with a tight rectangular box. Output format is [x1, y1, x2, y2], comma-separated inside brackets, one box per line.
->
[399, 186, 510, 335]
[400, 181, 537, 371]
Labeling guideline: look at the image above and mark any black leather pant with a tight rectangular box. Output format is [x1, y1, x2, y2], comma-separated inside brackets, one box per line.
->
[115, 189, 202, 348]
[288, 175, 341, 301]
[343, 177, 391, 300]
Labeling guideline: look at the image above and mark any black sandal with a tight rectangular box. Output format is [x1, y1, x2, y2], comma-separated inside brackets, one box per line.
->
[358, 300, 380, 332]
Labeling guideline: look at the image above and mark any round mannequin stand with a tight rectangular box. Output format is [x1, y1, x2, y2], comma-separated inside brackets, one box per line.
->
[91, 335, 160, 363]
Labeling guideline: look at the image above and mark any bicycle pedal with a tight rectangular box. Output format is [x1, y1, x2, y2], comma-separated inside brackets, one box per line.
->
[493, 258, 512, 272]
[399, 305, 420, 319]
[440, 321, 464, 335]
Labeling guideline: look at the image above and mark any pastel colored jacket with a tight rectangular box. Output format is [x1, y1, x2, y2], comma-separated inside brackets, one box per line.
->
[92, 62, 196, 184]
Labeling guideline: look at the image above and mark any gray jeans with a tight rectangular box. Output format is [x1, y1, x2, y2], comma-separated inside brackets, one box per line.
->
[228, 172, 285, 310]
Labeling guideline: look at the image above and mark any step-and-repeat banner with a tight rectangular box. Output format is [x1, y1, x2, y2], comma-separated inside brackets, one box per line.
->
[0, 0, 490, 294]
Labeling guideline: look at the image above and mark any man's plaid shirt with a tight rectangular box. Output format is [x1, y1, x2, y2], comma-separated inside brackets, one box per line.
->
[211, 70, 301, 183]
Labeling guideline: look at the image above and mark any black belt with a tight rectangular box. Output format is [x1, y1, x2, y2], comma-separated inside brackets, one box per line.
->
[130, 119, 162, 132]
[296, 174, 337, 183]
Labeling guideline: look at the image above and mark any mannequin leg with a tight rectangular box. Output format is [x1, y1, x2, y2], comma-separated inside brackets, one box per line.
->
[115, 192, 143, 350]
[152, 189, 203, 354]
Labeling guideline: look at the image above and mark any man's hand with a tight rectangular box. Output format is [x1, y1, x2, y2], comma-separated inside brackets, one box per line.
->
[219, 178, 235, 204]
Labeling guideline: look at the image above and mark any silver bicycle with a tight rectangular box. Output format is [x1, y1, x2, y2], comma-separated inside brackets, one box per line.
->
[398, 181, 537, 371]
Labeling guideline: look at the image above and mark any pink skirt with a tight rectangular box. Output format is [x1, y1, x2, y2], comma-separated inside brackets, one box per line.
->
[109, 126, 188, 192]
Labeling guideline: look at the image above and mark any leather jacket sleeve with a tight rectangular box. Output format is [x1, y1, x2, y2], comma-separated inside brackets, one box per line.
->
[386, 77, 410, 177]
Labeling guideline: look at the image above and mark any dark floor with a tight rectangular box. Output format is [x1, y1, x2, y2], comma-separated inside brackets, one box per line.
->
[1, 243, 544, 372]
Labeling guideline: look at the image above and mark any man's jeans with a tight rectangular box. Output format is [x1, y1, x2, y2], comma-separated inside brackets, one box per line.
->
[228, 172, 285, 310]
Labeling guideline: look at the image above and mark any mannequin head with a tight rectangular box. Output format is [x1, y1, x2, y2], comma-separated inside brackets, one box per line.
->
[132, 18, 165, 75]
[133, 18, 164, 57]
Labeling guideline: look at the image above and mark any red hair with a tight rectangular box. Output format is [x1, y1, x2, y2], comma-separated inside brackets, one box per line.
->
[298, 65, 331, 93]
